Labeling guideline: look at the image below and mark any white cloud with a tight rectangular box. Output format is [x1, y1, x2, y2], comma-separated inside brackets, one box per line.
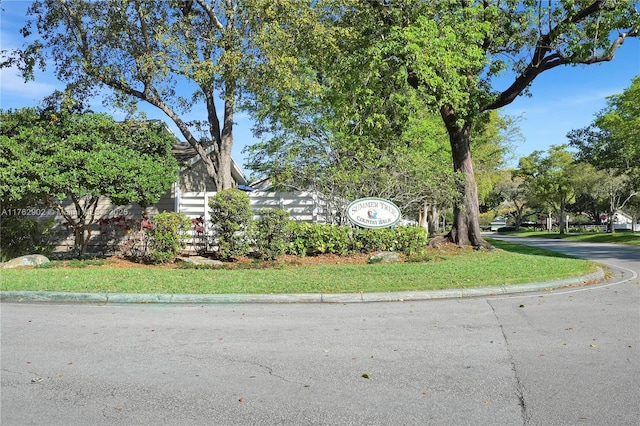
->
[0, 66, 60, 108]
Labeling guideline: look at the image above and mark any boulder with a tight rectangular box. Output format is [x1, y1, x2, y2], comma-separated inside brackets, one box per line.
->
[176, 256, 224, 267]
[368, 251, 401, 264]
[2, 254, 51, 269]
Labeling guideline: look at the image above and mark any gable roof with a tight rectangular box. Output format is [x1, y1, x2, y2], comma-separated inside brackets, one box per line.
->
[127, 119, 249, 187]
[172, 142, 248, 186]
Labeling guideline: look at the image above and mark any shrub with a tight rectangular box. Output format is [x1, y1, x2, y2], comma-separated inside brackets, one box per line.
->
[283, 222, 351, 256]
[209, 189, 253, 260]
[395, 226, 428, 255]
[0, 216, 55, 262]
[147, 212, 192, 263]
[284, 222, 309, 256]
[283, 223, 428, 257]
[353, 228, 396, 253]
[254, 208, 290, 260]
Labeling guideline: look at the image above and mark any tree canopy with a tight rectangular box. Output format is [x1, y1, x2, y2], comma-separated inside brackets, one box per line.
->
[0, 106, 179, 254]
[516, 145, 585, 234]
[568, 76, 640, 174]
[248, 0, 638, 246]
[5, 0, 320, 190]
[567, 76, 640, 231]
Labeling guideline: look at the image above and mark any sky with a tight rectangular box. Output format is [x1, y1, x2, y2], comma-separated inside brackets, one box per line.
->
[1, 0, 639, 175]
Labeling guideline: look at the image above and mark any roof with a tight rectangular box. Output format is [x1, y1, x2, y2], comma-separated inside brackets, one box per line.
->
[172, 142, 248, 186]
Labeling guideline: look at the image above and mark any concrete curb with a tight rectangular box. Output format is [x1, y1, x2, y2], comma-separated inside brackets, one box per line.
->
[0, 268, 605, 304]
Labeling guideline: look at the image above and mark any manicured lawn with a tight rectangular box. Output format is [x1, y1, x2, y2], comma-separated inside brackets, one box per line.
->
[0, 241, 598, 294]
[498, 231, 640, 246]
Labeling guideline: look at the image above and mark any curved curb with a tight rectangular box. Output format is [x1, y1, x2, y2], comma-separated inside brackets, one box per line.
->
[0, 268, 605, 304]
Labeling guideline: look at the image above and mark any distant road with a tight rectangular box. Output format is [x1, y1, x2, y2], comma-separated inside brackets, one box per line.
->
[488, 233, 639, 273]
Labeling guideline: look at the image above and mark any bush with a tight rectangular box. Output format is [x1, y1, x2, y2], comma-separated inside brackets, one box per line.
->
[311, 224, 351, 255]
[0, 216, 55, 262]
[284, 222, 310, 256]
[147, 212, 192, 263]
[209, 189, 253, 260]
[283, 223, 428, 257]
[353, 228, 396, 253]
[254, 208, 290, 260]
[395, 226, 428, 255]
[285, 223, 352, 256]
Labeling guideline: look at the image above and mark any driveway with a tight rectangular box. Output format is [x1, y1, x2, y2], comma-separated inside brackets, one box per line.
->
[1, 238, 638, 425]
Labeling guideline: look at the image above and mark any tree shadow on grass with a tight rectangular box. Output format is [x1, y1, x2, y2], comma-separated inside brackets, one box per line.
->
[487, 236, 640, 262]
[486, 238, 578, 259]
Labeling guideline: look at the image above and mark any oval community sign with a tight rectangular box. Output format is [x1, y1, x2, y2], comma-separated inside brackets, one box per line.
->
[346, 197, 401, 229]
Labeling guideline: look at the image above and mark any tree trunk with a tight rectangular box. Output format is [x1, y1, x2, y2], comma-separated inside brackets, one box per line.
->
[217, 10, 237, 191]
[514, 203, 524, 231]
[609, 195, 616, 234]
[559, 195, 566, 235]
[426, 204, 439, 236]
[218, 93, 234, 190]
[441, 110, 487, 248]
[418, 203, 428, 235]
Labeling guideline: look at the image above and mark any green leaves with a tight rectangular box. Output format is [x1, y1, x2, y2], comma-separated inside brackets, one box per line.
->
[147, 212, 192, 263]
[516, 144, 582, 233]
[566, 77, 640, 230]
[0, 107, 179, 254]
[208, 189, 253, 260]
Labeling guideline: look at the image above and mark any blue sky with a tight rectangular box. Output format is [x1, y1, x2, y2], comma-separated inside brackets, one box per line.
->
[1, 1, 639, 172]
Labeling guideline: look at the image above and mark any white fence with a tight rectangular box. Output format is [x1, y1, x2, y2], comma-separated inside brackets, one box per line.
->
[177, 191, 337, 253]
[177, 191, 333, 224]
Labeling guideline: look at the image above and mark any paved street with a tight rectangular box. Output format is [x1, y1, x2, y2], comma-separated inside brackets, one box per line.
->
[1, 238, 638, 425]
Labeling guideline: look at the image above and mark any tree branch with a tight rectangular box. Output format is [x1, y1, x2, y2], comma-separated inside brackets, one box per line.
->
[195, 0, 224, 31]
[483, 1, 637, 112]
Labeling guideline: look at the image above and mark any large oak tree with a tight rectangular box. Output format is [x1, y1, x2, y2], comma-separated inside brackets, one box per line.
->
[392, 0, 638, 246]
[245, 0, 638, 246]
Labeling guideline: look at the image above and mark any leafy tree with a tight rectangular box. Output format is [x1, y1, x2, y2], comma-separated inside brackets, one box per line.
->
[492, 170, 528, 231]
[5, 0, 317, 190]
[595, 169, 638, 232]
[246, 108, 462, 229]
[624, 195, 640, 231]
[570, 76, 640, 171]
[517, 145, 584, 234]
[0, 106, 179, 255]
[568, 192, 602, 224]
[245, 1, 459, 230]
[395, 1, 638, 245]
[568, 76, 639, 232]
[250, 1, 637, 246]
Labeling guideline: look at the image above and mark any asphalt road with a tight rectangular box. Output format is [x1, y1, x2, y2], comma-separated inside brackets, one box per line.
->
[1, 237, 638, 425]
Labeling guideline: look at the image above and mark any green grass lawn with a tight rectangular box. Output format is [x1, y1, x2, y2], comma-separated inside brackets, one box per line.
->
[0, 240, 599, 294]
[499, 230, 640, 246]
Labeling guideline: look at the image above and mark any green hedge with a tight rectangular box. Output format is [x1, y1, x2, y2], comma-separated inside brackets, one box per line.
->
[282, 221, 427, 257]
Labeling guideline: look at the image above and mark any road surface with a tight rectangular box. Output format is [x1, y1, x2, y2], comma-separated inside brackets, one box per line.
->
[1, 237, 638, 425]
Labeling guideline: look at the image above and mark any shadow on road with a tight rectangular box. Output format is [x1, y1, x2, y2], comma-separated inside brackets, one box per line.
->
[487, 235, 640, 262]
